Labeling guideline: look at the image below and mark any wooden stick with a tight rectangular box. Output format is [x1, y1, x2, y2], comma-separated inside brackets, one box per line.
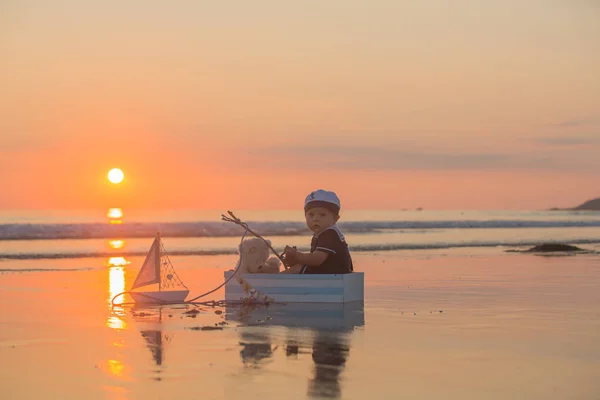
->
[221, 211, 290, 269]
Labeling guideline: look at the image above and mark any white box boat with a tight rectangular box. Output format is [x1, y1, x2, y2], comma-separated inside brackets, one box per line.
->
[224, 271, 364, 304]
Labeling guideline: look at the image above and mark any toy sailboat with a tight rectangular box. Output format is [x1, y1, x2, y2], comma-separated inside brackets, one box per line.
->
[129, 233, 189, 304]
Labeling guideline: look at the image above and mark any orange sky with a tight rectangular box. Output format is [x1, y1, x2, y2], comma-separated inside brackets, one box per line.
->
[1, 1, 599, 210]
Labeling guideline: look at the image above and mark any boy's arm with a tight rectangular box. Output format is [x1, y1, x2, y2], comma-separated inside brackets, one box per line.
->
[283, 246, 328, 266]
[294, 250, 328, 267]
[284, 230, 341, 267]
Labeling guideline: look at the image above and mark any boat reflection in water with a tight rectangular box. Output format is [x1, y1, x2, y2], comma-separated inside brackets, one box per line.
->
[132, 307, 173, 381]
[227, 301, 364, 398]
[226, 301, 364, 331]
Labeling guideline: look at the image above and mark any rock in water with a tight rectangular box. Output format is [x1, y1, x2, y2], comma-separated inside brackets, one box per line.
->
[525, 243, 584, 252]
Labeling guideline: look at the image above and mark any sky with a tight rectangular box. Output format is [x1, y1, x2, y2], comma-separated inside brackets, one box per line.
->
[1, 0, 599, 211]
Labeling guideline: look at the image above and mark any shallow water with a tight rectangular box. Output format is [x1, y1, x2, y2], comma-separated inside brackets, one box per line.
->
[1, 250, 600, 399]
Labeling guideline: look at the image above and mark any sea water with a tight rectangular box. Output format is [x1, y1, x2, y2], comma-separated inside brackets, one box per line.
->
[1, 209, 599, 267]
[2, 209, 600, 399]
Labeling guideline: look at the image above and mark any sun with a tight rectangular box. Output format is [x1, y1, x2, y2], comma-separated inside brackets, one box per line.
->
[108, 168, 125, 184]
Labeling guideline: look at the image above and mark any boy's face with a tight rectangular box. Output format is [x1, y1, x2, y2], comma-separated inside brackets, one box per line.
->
[305, 207, 340, 234]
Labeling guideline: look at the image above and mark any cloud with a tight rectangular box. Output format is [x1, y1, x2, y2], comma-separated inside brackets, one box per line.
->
[251, 144, 599, 172]
[0, 136, 45, 153]
[553, 119, 586, 128]
[547, 116, 600, 129]
[535, 136, 600, 146]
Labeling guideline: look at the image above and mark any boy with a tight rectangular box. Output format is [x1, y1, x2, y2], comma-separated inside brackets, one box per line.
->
[282, 189, 354, 274]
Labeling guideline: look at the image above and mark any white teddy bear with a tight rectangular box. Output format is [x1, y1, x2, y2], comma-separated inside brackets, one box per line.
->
[237, 237, 281, 274]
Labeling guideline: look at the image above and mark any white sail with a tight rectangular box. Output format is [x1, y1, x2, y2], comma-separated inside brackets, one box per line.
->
[131, 236, 161, 290]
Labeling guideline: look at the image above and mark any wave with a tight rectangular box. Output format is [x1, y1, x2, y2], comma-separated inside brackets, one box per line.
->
[2, 219, 600, 241]
[2, 238, 599, 261]
[0, 267, 95, 272]
[0, 249, 233, 260]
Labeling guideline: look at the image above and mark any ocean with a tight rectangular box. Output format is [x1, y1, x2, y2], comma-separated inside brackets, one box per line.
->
[1, 209, 600, 267]
[2, 208, 600, 399]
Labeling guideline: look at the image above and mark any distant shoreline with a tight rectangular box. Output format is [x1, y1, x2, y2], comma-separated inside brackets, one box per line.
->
[550, 197, 600, 212]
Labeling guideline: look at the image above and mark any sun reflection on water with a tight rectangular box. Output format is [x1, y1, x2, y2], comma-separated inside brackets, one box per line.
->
[107, 265, 127, 330]
[102, 207, 132, 388]
[106, 315, 127, 330]
[107, 359, 126, 377]
[107, 208, 123, 225]
[102, 385, 130, 400]
[108, 239, 125, 249]
[109, 266, 126, 302]
[107, 257, 130, 267]
[107, 208, 123, 219]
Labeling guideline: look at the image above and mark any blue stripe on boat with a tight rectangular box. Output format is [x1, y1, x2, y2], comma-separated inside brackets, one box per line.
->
[230, 273, 346, 280]
[226, 286, 344, 295]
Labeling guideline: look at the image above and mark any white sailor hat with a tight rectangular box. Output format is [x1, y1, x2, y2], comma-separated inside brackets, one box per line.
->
[304, 189, 341, 214]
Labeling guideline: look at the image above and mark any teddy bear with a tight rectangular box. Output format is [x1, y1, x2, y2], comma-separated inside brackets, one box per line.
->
[237, 237, 281, 274]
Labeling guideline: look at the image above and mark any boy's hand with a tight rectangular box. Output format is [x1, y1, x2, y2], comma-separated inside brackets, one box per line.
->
[283, 245, 298, 264]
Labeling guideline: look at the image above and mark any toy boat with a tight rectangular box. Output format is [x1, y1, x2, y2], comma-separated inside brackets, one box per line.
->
[220, 210, 364, 304]
[129, 233, 189, 304]
[224, 270, 364, 304]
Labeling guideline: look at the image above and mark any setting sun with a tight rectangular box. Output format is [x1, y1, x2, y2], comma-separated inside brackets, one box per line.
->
[107, 168, 124, 184]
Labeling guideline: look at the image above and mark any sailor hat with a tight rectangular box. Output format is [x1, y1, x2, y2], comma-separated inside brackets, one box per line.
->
[304, 189, 341, 214]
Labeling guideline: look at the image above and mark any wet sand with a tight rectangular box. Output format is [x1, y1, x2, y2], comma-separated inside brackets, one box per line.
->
[1, 249, 599, 399]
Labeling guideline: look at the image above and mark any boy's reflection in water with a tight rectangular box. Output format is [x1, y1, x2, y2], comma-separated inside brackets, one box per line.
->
[234, 304, 277, 368]
[285, 341, 300, 358]
[237, 326, 351, 397]
[239, 330, 276, 368]
[307, 330, 350, 399]
[230, 302, 361, 396]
